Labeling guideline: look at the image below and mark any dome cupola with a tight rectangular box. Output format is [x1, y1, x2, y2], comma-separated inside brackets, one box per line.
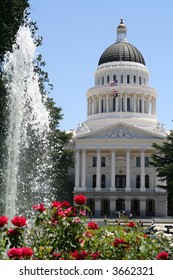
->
[98, 19, 145, 66]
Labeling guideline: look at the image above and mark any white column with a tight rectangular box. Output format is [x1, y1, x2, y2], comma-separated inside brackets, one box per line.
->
[133, 95, 136, 112]
[75, 149, 80, 189]
[116, 95, 119, 112]
[92, 97, 95, 114]
[110, 150, 115, 190]
[140, 150, 145, 191]
[125, 94, 127, 112]
[126, 150, 131, 191]
[96, 150, 101, 189]
[106, 95, 109, 112]
[142, 96, 144, 113]
[81, 149, 86, 190]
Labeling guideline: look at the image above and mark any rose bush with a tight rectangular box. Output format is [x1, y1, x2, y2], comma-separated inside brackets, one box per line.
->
[0, 194, 173, 260]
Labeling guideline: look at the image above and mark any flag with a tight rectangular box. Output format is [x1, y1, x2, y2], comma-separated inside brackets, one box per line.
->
[109, 80, 118, 86]
[111, 88, 118, 97]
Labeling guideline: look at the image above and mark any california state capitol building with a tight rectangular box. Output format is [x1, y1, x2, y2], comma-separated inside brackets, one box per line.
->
[68, 19, 168, 218]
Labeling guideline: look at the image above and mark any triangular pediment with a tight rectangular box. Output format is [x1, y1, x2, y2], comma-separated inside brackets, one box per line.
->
[75, 123, 166, 140]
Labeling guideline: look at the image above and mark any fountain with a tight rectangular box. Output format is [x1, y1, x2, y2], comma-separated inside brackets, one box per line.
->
[2, 24, 53, 218]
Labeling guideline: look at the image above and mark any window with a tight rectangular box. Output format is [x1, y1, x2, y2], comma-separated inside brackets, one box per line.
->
[136, 157, 141, 167]
[145, 175, 149, 188]
[139, 99, 142, 112]
[145, 157, 149, 167]
[121, 75, 123, 84]
[127, 97, 130, 111]
[93, 156, 97, 167]
[102, 76, 104, 85]
[101, 156, 106, 167]
[92, 174, 96, 188]
[139, 76, 142, 85]
[107, 75, 110, 83]
[101, 174, 106, 188]
[136, 175, 140, 188]
[133, 75, 136, 83]
[101, 99, 104, 112]
[113, 74, 116, 81]
[127, 75, 130, 84]
[116, 175, 126, 188]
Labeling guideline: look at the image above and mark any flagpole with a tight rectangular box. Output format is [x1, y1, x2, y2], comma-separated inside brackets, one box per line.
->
[120, 54, 122, 123]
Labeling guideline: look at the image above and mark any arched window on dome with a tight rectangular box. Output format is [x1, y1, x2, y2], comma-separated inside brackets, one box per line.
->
[139, 76, 142, 85]
[113, 74, 116, 82]
[107, 75, 110, 84]
[121, 75, 123, 84]
[127, 97, 130, 112]
[127, 75, 130, 84]
[102, 76, 104, 85]
[133, 75, 136, 84]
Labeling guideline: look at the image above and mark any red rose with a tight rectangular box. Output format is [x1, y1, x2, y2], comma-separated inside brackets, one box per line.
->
[11, 216, 27, 227]
[87, 221, 99, 230]
[113, 238, 129, 248]
[71, 250, 88, 260]
[7, 228, 19, 235]
[156, 251, 168, 260]
[7, 247, 33, 259]
[7, 248, 23, 259]
[90, 251, 100, 259]
[73, 194, 86, 205]
[51, 201, 61, 208]
[61, 201, 70, 207]
[127, 221, 136, 227]
[0, 216, 8, 227]
[21, 247, 34, 258]
[33, 203, 46, 212]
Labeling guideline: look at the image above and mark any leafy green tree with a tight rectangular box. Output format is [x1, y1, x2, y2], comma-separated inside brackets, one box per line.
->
[150, 130, 173, 215]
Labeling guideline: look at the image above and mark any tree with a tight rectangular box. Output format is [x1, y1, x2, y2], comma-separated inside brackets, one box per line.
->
[150, 130, 173, 215]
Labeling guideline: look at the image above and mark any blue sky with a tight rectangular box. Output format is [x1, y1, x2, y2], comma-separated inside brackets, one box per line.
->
[29, 0, 173, 131]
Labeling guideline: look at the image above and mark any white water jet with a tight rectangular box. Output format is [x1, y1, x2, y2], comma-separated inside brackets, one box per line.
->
[2, 25, 52, 218]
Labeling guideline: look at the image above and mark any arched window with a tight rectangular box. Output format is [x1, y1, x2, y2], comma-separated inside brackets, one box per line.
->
[116, 199, 125, 212]
[101, 174, 106, 188]
[127, 97, 130, 111]
[113, 74, 116, 81]
[136, 175, 140, 188]
[127, 75, 130, 84]
[146, 199, 155, 216]
[145, 175, 149, 188]
[107, 75, 110, 83]
[139, 76, 142, 85]
[121, 75, 123, 84]
[102, 76, 104, 85]
[101, 199, 110, 216]
[133, 75, 136, 83]
[131, 199, 140, 216]
[92, 174, 96, 188]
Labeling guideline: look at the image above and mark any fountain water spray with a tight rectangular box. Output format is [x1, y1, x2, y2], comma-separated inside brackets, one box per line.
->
[2, 25, 53, 218]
